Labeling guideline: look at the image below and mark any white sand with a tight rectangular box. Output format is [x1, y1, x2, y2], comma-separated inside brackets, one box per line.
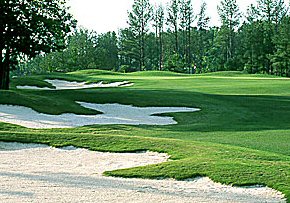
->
[16, 79, 134, 90]
[0, 142, 286, 203]
[0, 102, 200, 128]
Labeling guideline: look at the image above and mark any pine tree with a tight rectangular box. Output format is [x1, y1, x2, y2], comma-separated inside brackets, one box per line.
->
[180, 0, 194, 69]
[118, 28, 140, 71]
[256, 0, 288, 73]
[96, 32, 119, 70]
[257, 0, 288, 27]
[217, 0, 241, 69]
[128, 0, 153, 71]
[271, 16, 290, 76]
[239, 5, 264, 73]
[167, 0, 180, 53]
[153, 4, 165, 70]
[196, 1, 210, 72]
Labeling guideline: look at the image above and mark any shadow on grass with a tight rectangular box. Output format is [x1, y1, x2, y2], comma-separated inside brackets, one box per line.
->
[1, 88, 290, 133]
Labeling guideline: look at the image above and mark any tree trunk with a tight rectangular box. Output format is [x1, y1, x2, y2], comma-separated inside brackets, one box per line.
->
[159, 30, 163, 71]
[199, 31, 204, 72]
[140, 20, 145, 71]
[141, 35, 145, 70]
[174, 23, 178, 53]
[138, 36, 143, 71]
[155, 24, 159, 71]
[0, 48, 11, 90]
[0, 62, 10, 90]
[188, 23, 191, 73]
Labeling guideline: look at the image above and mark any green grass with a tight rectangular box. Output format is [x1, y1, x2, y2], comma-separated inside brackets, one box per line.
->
[0, 70, 290, 201]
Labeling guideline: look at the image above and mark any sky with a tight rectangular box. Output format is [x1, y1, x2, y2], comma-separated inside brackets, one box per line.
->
[67, 0, 289, 33]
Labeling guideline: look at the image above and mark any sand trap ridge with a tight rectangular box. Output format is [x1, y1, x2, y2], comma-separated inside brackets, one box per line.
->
[17, 79, 134, 90]
[0, 142, 286, 203]
[0, 102, 200, 128]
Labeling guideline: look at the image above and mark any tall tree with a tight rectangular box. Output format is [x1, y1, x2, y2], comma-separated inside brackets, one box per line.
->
[239, 5, 266, 73]
[197, 2, 210, 31]
[196, 1, 210, 72]
[256, 0, 288, 73]
[167, 0, 180, 53]
[217, 0, 241, 69]
[128, 0, 153, 71]
[257, 0, 288, 27]
[65, 29, 97, 70]
[96, 31, 119, 70]
[0, 0, 76, 89]
[180, 0, 194, 69]
[118, 28, 140, 71]
[153, 4, 165, 71]
[271, 16, 290, 76]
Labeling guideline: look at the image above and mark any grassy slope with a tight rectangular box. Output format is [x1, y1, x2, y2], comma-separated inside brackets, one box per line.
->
[0, 70, 289, 201]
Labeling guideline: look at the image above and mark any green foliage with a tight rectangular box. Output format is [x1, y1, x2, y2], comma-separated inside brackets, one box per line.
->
[167, 0, 180, 53]
[0, 0, 76, 89]
[118, 65, 132, 73]
[218, 0, 241, 27]
[118, 28, 140, 71]
[239, 20, 267, 74]
[15, 29, 119, 75]
[153, 4, 165, 71]
[64, 29, 97, 70]
[217, 0, 241, 67]
[127, 0, 153, 70]
[9, 0, 290, 78]
[195, 2, 211, 72]
[179, 0, 194, 67]
[197, 2, 210, 31]
[257, 0, 288, 24]
[164, 53, 187, 73]
[96, 31, 119, 70]
[1, 0, 76, 58]
[271, 17, 290, 76]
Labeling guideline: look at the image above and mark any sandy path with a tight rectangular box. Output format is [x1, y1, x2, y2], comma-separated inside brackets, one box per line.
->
[0, 142, 285, 203]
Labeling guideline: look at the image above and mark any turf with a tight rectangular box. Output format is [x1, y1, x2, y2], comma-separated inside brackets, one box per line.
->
[0, 70, 289, 201]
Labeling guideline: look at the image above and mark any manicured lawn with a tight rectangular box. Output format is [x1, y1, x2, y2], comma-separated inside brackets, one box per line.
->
[1, 70, 289, 201]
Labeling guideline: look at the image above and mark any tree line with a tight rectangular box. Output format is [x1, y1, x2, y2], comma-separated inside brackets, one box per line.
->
[15, 0, 290, 77]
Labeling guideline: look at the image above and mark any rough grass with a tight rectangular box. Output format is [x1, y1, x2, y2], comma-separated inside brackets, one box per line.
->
[0, 70, 289, 201]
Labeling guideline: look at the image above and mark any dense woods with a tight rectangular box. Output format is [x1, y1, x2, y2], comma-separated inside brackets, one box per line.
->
[13, 0, 290, 77]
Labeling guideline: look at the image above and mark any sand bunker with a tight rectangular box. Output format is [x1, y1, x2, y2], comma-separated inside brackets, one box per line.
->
[0, 142, 285, 203]
[17, 79, 134, 90]
[0, 102, 199, 128]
